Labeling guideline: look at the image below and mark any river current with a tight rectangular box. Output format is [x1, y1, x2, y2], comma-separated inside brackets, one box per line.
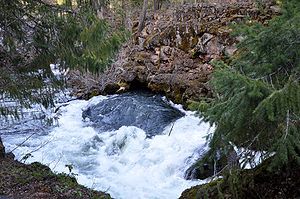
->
[1, 91, 212, 199]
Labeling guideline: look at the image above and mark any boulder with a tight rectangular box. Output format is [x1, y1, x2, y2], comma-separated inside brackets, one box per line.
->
[82, 91, 185, 137]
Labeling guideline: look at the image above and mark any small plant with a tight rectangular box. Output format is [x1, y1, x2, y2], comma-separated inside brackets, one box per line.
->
[55, 185, 65, 193]
[65, 164, 78, 178]
[73, 188, 83, 197]
[65, 164, 73, 173]
[21, 153, 33, 163]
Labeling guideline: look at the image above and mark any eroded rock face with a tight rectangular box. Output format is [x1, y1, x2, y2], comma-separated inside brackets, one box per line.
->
[77, 2, 278, 105]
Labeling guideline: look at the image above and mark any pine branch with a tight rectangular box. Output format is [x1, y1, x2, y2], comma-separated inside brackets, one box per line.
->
[8, 0, 47, 30]
[34, 0, 80, 16]
[292, 112, 300, 120]
[287, 41, 300, 45]
[254, 67, 283, 81]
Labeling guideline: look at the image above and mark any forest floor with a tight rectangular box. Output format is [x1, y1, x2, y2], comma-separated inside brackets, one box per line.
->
[0, 154, 111, 199]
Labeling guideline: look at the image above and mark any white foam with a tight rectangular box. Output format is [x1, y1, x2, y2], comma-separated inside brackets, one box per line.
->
[3, 95, 212, 199]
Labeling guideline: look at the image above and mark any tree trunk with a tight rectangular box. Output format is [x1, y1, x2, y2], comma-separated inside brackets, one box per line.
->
[0, 136, 5, 158]
[153, 0, 159, 10]
[137, 0, 148, 34]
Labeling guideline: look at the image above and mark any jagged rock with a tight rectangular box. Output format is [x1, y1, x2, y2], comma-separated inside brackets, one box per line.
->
[74, 2, 278, 105]
[225, 45, 238, 56]
[103, 83, 120, 95]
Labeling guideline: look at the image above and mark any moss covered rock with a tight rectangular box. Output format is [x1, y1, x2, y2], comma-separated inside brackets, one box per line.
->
[180, 158, 300, 199]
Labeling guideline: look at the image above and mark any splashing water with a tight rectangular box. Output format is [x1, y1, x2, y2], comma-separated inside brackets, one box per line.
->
[1, 92, 212, 199]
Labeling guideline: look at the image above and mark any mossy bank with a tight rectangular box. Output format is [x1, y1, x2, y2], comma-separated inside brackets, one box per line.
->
[0, 142, 111, 199]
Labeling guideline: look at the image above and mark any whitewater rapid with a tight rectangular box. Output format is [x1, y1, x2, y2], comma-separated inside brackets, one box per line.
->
[2, 94, 212, 199]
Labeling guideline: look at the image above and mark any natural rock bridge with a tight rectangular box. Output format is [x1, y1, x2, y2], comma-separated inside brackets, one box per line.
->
[70, 2, 279, 106]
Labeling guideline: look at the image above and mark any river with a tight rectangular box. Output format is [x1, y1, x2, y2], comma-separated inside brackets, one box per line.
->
[1, 90, 212, 199]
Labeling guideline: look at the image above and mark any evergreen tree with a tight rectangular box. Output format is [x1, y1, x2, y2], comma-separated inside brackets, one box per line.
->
[0, 0, 127, 122]
[190, 0, 300, 170]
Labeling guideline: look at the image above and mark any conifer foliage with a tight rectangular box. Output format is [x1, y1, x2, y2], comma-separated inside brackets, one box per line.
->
[0, 0, 127, 120]
[190, 0, 300, 170]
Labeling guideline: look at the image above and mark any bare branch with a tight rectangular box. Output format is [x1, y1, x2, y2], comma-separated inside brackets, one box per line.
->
[269, 74, 274, 89]
[168, 122, 175, 136]
[8, 132, 37, 153]
[284, 109, 290, 140]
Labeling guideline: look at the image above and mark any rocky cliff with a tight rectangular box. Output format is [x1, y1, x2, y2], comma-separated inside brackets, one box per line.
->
[69, 2, 279, 107]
